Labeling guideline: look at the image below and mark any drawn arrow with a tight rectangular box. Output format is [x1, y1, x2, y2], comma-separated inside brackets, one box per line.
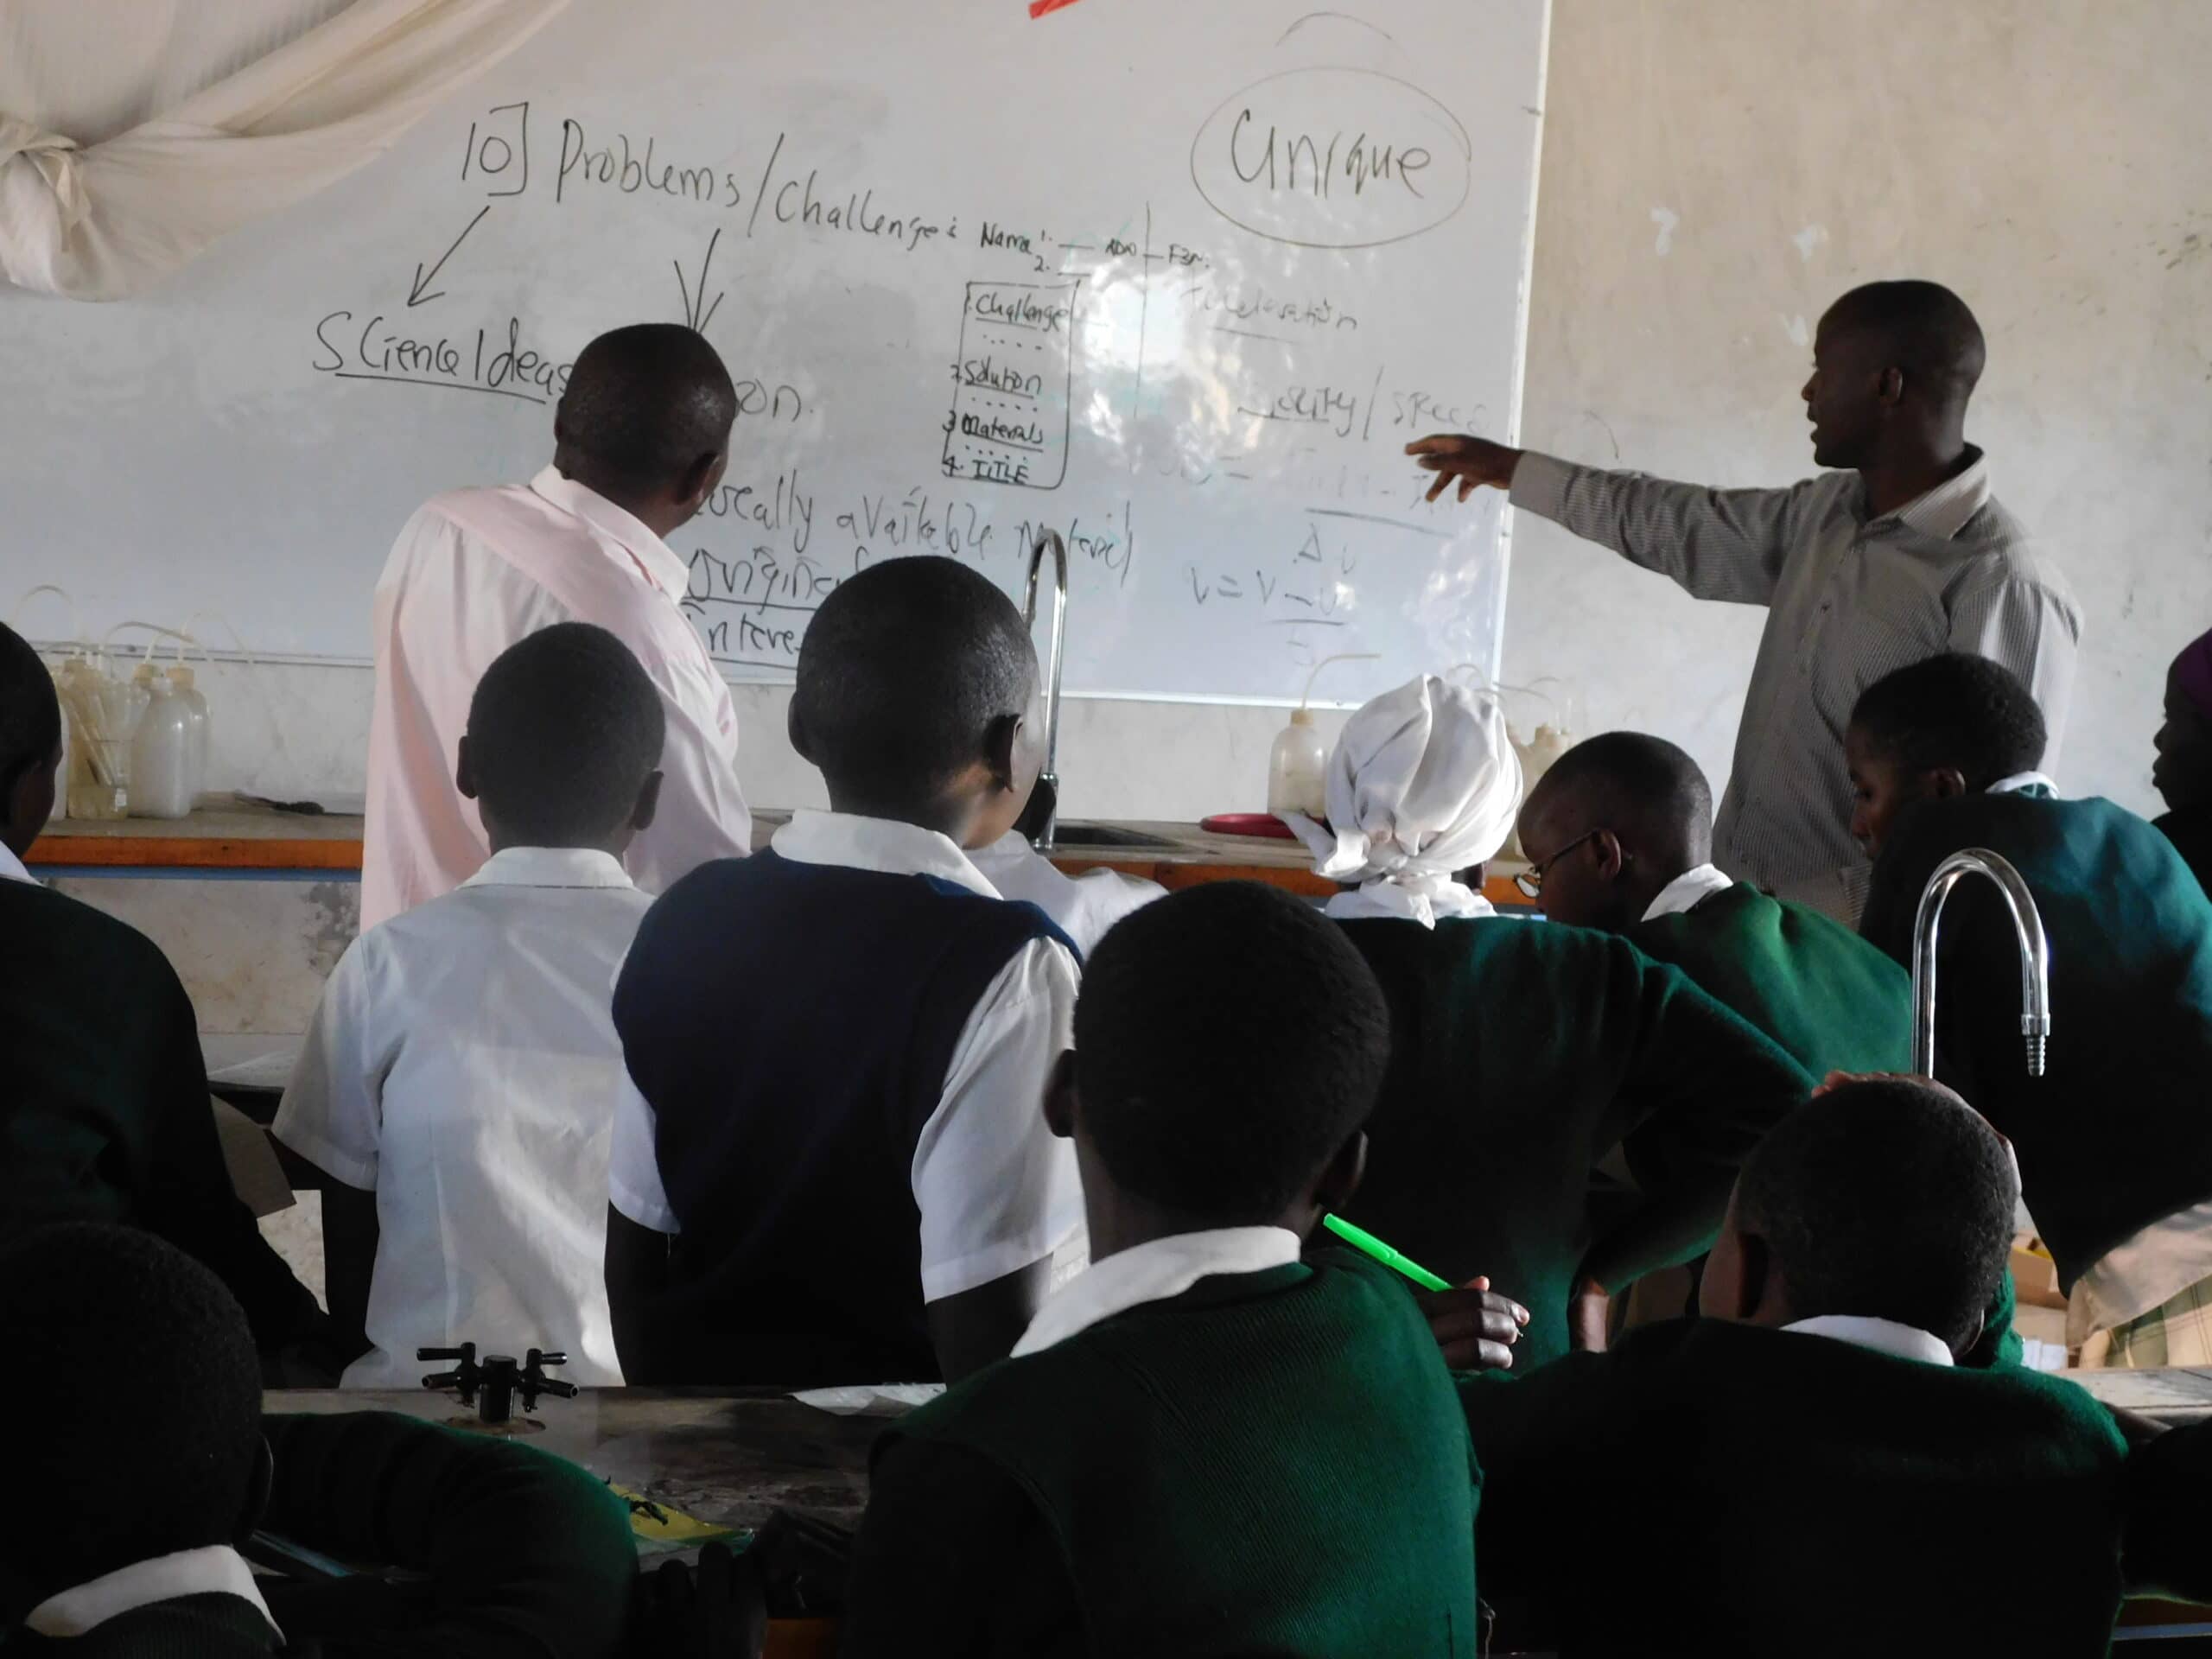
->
[675, 227, 727, 334]
[408, 205, 492, 307]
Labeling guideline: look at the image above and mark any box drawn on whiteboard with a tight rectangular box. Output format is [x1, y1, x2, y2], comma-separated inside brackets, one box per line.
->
[943, 278, 1082, 490]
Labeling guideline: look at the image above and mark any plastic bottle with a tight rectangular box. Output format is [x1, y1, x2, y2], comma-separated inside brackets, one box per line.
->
[129, 665, 196, 819]
[1267, 652, 1380, 819]
[168, 664, 211, 802]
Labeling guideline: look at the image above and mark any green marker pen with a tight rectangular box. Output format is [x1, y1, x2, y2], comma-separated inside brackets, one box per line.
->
[1321, 1213, 1452, 1293]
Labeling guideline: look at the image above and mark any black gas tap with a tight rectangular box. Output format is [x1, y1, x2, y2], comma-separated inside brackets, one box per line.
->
[418, 1342, 578, 1425]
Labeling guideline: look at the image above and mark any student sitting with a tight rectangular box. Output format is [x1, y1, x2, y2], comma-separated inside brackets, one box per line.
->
[1852, 652, 2212, 1367]
[842, 882, 1480, 1659]
[1289, 676, 1815, 1369]
[277, 623, 665, 1386]
[0, 622, 321, 1360]
[1518, 730, 1912, 1081]
[2151, 624, 2212, 895]
[1447, 1078, 2130, 1657]
[607, 556, 1084, 1386]
[3, 1223, 635, 1659]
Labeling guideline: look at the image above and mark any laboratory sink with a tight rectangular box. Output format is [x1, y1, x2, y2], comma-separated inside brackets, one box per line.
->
[1046, 823, 1185, 852]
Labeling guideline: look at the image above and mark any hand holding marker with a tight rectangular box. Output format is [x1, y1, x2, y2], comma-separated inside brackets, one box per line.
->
[1323, 1215, 1530, 1370]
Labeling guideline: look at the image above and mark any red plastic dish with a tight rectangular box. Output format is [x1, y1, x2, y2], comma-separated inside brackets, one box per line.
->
[1200, 813, 1302, 840]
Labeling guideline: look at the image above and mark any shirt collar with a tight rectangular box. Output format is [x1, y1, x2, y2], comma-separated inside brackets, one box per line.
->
[0, 839, 35, 885]
[1639, 862, 1736, 923]
[771, 810, 1001, 899]
[26, 1544, 282, 1640]
[1013, 1227, 1303, 1357]
[459, 845, 637, 891]
[529, 465, 690, 605]
[1868, 449, 1990, 541]
[1986, 772, 2059, 799]
[1782, 1313, 1955, 1368]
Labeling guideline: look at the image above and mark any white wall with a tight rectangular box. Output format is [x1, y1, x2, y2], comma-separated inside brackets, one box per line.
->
[1506, 0, 2212, 817]
[118, 1, 2212, 823]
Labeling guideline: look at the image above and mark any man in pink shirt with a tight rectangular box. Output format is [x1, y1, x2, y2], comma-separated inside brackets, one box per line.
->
[363, 323, 753, 928]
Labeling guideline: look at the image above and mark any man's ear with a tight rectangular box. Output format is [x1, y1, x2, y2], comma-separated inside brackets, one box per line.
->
[1925, 767, 1971, 801]
[677, 449, 728, 513]
[454, 734, 479, 801]
[1041, 1050, 1078, 1140]
[1878, 365, 1906, 407]
[1735, 1230, 1774, 1319]
[982, 710, 1024, 794]
[1314, 1130, 1369, 1214]
[632, 770, 665, 832]
[786, 699, 817, 766]
[1592, 829, 1628, 882]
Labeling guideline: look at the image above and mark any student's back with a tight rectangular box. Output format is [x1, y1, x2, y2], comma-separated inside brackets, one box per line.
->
[1460, 1319, 2125, 1656]
[1342, 912, 1810, 1369]
[1630, 882, 1911, 1078]
[842, 881, 1478, 1657]
[1862, 790, 2212, 1287]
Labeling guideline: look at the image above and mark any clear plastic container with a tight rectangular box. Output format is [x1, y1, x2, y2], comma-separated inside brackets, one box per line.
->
[1267, 709, 1329, 818]
[168, 664, 211, 801]
[58, 658, 145, 821]
[129, 666, 197, 819]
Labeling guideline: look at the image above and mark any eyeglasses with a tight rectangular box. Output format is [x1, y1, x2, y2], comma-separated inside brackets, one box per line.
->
[1515, 829, 1605, 899]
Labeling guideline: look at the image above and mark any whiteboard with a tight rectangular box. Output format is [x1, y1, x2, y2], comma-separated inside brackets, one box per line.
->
[1, 0, 1549, 708]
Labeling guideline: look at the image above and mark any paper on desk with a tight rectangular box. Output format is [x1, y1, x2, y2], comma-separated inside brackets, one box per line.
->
[206, 1043, 303, 1092]
[791, 1382, 944, 1417]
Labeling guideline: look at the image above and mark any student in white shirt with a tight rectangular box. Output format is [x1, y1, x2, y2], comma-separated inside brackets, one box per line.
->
[362, 322, 751, 931]
[968, 830, 1163, 957]
[606, 556, 1084, 1386]
[280, 622, 667, 1386]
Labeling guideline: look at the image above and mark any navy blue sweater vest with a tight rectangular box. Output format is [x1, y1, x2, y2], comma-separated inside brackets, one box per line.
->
[613, 849, 1071, 1384]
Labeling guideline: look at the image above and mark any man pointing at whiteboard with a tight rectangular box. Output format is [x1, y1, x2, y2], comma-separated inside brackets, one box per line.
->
[1410, 280, 2080, 921]
[362, 323, 752, 928]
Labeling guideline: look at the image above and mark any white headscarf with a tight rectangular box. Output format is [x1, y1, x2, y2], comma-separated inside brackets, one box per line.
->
[1283, 675, 1523, 926]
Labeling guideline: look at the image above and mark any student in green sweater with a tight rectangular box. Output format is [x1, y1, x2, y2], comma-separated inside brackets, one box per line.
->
[1442, 1077, 2131, 1657]
[2, 1224, 637, 1659]
[0, 623, 323, 1363]
[1284, 676, 1817, 1369]
[2151, 624, 2212, 896]
[1516, 730, 1912, 1081]
[1851, 652, 2212, 1369]
[842, 881, 1483, 1659]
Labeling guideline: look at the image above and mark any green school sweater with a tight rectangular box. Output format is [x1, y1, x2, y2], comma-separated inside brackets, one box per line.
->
[0, 878, 321, 1350]
[257, 1412, 637, 1659]
[1862, 793, 2212, 1289]
[1629, 882, 1912, 1080]
[1459, 1319, 2129, 1656]
[1338, 917, 1815, 1370]
[842, 1252, 1480, 1659]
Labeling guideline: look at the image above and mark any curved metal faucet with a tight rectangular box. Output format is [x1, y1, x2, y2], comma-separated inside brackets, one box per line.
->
[1020, 531, 1068, 851]
[1910, 848, 2051, 1078]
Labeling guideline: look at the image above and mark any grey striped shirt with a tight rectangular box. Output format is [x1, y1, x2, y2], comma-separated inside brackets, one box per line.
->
[1510, 450, 2082, 920]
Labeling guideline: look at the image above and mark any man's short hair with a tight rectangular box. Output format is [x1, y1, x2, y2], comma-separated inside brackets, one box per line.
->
[1735, 1078, 2015, 1351]
[1849, 652, 2048, 789]
[1073, 882, 1391, 1224]
[792, 557, 1035, 801]
[0, 621, 61, 796]
[558, 324, 737, 494]
[0, 1224, 264, 1600]
[1529, 731, 1713, 862]
[1827, 280, 1987, 403]
[467, 623, 664, 845]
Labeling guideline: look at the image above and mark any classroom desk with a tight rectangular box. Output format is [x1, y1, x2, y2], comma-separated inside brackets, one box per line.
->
[31, 800, 1535, 908]
[264, 1385, 877, 1657]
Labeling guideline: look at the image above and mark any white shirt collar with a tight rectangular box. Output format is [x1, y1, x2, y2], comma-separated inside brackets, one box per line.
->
[0, 839, 34, 885]
[1874, 449, 1991, 541]
[1986, 772, 2059, 798]
[1013, 1226, 1302, 1357]
[1639, 862, 1736, 923]
[26, 1544, 282, 1639]
[459, 845, 637, 891]
[771, 809, 1001, 899]
[1782, 1313, 1954, 1368]
[529, 465, 690, 606]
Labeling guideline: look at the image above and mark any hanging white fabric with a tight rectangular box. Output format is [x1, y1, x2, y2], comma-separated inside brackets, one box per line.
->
[0, 0, 568, 300]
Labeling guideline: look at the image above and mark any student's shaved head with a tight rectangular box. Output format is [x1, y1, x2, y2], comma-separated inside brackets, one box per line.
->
[0, 621, 61, 855]
[1823, 280, 1986, 407]
[1517, 732, 1713, 931]
[555, 323, 736, 502]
